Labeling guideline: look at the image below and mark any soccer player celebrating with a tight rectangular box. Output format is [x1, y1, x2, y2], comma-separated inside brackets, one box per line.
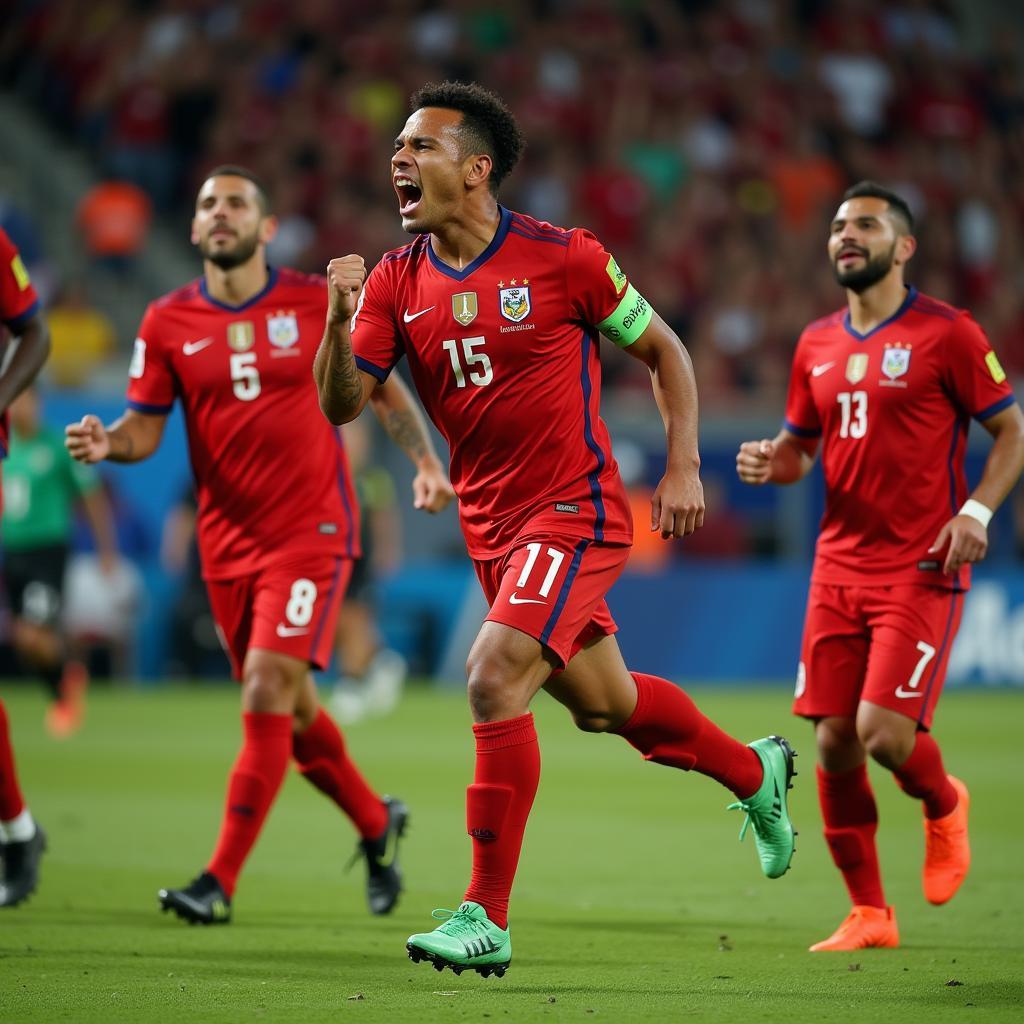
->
[66, 167, 453, 925]
[737, 182, 1024, 951]
[0, 226, 51, 907]
[314, 82, 797, 977]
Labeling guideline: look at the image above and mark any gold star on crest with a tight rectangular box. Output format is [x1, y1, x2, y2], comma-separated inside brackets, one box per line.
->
[497, 280, 505, 288]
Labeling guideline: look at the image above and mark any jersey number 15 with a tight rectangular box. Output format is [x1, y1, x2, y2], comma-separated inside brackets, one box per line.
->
[443, 336, 493, 388]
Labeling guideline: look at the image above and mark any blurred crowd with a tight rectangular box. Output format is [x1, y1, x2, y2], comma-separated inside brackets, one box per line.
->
[3, 0, 1024, 410]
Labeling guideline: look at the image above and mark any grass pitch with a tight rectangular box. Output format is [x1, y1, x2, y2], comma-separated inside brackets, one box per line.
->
[0, 682, 1021, 1023]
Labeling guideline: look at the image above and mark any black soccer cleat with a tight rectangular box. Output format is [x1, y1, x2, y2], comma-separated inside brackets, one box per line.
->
[158, 870, 231, 925]
[353, 795, 408, 915]
[0, 824, 47, 908]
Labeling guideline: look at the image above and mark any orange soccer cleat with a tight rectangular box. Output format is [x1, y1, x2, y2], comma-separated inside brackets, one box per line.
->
[44, 661, 89, 739]
[923, 775, 970, 906]
[808, 905, 899, 952]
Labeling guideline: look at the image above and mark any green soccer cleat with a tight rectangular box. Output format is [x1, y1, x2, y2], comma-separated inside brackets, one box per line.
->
[727, 735, 798, 878]
[406, 901, 511, 978]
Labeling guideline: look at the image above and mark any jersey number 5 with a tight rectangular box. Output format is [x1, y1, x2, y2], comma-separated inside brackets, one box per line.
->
[442, 336, 493, 388]
[837, 390, 867, 438]
[230, 352, 261, 401]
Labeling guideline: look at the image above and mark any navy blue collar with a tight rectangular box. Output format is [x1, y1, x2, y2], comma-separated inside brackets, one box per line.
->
[200, 267, 279, 311]
[843, 285, 917, 341]
[427, 207, 512, 281]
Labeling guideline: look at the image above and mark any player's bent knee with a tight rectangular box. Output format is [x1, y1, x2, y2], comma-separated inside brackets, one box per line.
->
[569, 709, 617, 733]
[860, 726, 913, 769]
[466, 672, 523, 721]
[242, 652, 303, 713]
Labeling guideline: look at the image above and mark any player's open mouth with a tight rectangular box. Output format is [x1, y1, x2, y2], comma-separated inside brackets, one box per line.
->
[394, 176, 423, 215]
[837, 248, 866, 263]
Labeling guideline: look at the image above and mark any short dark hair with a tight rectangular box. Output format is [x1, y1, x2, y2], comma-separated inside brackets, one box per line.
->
[842, 180, 914, 234]
[200, 165, 271, 215]
[410, 81, 525, 192]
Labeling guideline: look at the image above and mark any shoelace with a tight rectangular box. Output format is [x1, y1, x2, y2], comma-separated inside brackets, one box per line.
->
[726, 798, 780, 843]
[431, 907, 488, 938]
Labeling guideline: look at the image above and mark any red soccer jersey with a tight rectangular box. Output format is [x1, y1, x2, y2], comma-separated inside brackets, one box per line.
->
[126, 268, 359, 579]
[0, 227, 40, 458]
[350, 208, 632, 559]
[784, 287, 1015, 590]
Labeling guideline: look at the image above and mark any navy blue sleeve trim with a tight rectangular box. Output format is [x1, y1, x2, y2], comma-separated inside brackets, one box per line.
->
[974, 394, 1016, 421]
[354, 355, 390, 383]
[784, 419, 822, 438]
[127, 398, 174, 415]
[3, 299, 40, 332]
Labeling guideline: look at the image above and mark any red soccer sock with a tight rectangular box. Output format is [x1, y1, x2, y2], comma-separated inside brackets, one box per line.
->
[463, 713, 540, 930]
[293, 707, 387, 839]
[893, 732, 958, 819]
[817, 763, 886, 909]
[0, 698, 26, 822]
[207, 712, 292, 897]
[613, 673, 763, 798]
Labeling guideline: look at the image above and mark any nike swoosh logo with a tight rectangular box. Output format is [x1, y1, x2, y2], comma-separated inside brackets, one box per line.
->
[183, 337, 214, 355]
[275, 623, 310, 638]
[894, 687, 923, 699]
[403, 306, 435, 323]
[811, 361, 836, 377]
[508, 593, 546, 605]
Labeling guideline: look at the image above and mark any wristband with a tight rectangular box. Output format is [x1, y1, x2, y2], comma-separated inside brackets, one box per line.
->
[959, 498, 992, 528]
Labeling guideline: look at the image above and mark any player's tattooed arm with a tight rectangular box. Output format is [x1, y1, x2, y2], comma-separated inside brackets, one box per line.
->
[314, 318, 368, 423]
[316, 254, 373, 423]
[370, 375, 455, 513]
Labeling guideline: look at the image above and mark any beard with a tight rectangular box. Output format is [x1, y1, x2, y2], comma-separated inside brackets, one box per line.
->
[199, 230, 260, 270]
[832, 242, 896, 293]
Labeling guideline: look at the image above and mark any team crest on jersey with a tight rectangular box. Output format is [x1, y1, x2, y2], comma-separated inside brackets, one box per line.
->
[845, 353, 868, 384]
[498, 279, 531, 323]
[452, 292, 478, 326]
[266, 310, 299, 348]
[227, 321, 255, 352]
[881, 343, 911, 380]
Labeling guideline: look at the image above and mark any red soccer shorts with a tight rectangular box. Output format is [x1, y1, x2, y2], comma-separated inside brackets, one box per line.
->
[474, 537, 629, 666]
[794, 582, 965, 730]
[206, 555, 352, 680]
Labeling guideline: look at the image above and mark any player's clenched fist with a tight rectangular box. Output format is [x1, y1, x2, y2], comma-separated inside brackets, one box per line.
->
[736, 439, 775, 485]
[65, 414, 110, 464]
[326, 255, 366, 323]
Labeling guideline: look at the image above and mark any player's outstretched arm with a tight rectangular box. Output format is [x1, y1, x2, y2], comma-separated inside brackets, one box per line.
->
[622, 313, 704, 538]
[736, 430, 818, 487]
[314, 255, 375, 424]
[928, 402, 1024, 574]
[369, 374, 454, 514]
[65, 410, 167, 464]
[0, 310, 49, 413]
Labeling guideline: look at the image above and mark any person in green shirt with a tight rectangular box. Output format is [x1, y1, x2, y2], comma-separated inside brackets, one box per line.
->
[3, 385, 117, 737]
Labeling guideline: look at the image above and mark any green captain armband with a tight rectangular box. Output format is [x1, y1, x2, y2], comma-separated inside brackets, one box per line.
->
[596, 283, 653, 347]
